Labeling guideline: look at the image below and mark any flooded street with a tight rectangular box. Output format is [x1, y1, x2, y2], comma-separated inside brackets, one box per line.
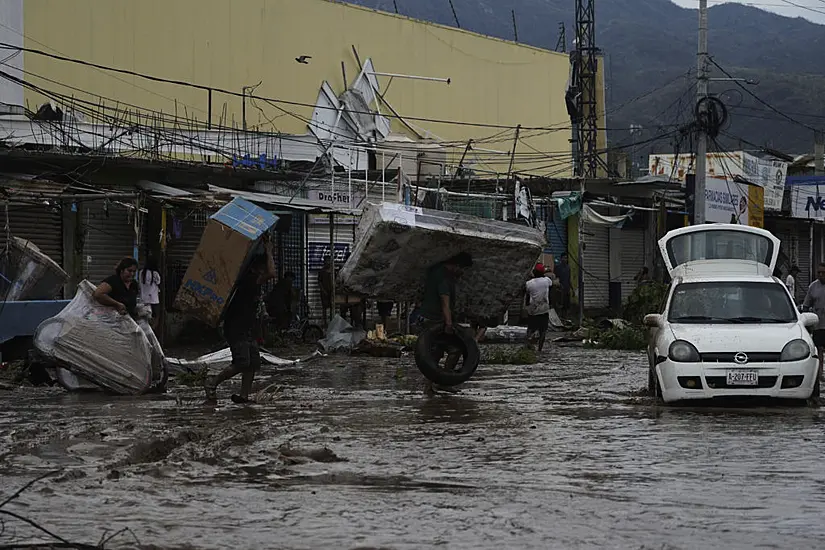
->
[2, 346, 825, 549]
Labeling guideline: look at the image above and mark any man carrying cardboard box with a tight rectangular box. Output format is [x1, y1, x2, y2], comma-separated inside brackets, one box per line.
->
[204, 233, 276, 405]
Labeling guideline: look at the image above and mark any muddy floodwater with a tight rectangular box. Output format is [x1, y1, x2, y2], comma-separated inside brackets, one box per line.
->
[2, 346, 825, 549]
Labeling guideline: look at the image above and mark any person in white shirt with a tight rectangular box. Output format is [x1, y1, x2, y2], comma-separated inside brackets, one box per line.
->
[524, 263, 552, 352]
[139, 258, 162, 328]
[785, 265, 800, 303]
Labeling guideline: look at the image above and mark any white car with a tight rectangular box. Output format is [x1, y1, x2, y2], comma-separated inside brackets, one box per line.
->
[645, 224, 820, 403]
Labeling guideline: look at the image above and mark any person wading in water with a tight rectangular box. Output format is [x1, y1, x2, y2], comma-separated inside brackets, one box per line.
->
[419, 252, 473, 394]
[204, 234, 276, 405]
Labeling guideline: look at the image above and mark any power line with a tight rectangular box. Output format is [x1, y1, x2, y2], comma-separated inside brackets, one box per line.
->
[0, 42, 574, 132]
[776, 0, 825, 16]
[708, 57, 819, 133]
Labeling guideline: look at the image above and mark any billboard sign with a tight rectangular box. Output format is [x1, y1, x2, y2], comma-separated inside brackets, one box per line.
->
[788, 176, 825, 220]
[648, 152, 786, 212]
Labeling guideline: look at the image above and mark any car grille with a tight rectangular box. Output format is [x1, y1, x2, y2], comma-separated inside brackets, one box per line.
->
[700, 352, 781, 363]
[705, 376, 779, 389]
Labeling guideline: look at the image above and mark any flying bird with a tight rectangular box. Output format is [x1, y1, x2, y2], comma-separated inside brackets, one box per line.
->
[295, 55, 312, 64]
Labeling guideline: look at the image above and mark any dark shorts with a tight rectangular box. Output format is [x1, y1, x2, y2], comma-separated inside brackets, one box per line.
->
[377, 301, 394, 317]
[228, 334, 261, 373]
[527, 313, 550, 334]
[150, 303, 160, 318]
[814, 330, 825, 349]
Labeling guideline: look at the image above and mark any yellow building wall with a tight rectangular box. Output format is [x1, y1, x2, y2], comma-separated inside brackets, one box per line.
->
[20, 0, 596, 176]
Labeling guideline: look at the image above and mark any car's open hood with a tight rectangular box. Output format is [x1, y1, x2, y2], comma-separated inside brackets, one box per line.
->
[658, 224, 780, 278]
[668, 322, 804, 352]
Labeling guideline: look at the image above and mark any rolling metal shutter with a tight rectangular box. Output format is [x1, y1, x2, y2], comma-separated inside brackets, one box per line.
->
[581, 222, 610, 309]
[165, 209, 210, 309]
[82, 201, 137, 286]
[771, 219, 810, 296]
[798, 229, 811, 292]
[619, 228, 646, 303]
[306, 215, 356, 324]
[0, 203, 63, 266]
[537, 204, 567, 260]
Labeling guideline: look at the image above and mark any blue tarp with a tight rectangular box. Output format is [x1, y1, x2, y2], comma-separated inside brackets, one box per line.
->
[0, 300, 70, 344]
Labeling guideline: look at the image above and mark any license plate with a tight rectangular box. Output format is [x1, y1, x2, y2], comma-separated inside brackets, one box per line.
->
[726, 370, 758, 386]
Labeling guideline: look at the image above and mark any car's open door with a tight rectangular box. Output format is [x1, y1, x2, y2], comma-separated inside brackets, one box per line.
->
[658, 224, 780, 279]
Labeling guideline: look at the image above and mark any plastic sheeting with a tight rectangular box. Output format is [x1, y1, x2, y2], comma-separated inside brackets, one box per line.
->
[0, 237, 68, 301]
[338, 203, 546, 320]
[166, 347, 322, 374]
[33, 280, 165, 395]
[318, 314, 366, 352]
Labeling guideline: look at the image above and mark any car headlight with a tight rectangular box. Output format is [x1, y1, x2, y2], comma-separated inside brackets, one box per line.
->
[668, 340, 700, 362]
[780, 339, 811, 362]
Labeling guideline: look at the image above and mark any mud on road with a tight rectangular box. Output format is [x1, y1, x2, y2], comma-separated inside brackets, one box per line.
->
[2, 346, 825, 549]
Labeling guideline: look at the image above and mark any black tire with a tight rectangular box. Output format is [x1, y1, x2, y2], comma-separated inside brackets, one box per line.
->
[647, 366, 656, 396]
[414, 323, 481, 387]
[812, 377, 821, 399]
[654, 373, 664, 404]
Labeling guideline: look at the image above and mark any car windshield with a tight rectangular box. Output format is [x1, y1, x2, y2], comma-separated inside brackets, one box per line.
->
[668, 281, 797, 324]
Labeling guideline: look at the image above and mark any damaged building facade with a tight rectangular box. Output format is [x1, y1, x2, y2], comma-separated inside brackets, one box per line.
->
[0, 0, 619, 344]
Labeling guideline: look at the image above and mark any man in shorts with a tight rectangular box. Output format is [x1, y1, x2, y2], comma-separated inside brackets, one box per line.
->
[204, 234, 276, 405]
[803, 263, 825, 381]
[524, 263, 552, 352]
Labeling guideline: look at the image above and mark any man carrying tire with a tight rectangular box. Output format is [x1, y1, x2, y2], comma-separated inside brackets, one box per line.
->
[419, 252, 473, 393]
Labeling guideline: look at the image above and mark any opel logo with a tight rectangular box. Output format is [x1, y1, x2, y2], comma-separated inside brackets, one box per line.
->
[734, 352, 749, 365]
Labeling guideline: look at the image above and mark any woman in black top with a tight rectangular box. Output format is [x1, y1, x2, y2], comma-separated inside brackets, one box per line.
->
[93, 257, 140, 317]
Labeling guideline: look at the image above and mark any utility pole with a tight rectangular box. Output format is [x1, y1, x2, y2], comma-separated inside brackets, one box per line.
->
[694, 0, 709, 224]
[574, 0, 597, 327]
[816, 131, 824, 176]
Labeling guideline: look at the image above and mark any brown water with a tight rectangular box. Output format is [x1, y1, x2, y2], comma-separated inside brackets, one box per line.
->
[2, 346, 825, 549]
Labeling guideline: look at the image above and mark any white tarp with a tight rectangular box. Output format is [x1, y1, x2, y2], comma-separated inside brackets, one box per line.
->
[166, 348, 322, 374]
[318, 314, 366, 352]
[34, 280, 165, 395]
[581, 204, 633, 228]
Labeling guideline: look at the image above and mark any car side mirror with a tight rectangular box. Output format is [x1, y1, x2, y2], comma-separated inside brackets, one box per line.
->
[643, 314, 663, 328]
[801, 312, 819, 329]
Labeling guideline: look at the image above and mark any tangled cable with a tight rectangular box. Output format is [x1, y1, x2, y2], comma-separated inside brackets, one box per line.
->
[694, 96, 729, 139]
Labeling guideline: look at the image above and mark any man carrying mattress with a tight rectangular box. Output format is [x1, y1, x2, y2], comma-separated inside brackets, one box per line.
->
[419, 252, 473, 394]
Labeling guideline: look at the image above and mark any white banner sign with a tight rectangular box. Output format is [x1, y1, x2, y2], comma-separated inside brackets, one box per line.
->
[741, 152, 787, 212]
[307, 188, 366, 208]
[704, 177, 751, 224]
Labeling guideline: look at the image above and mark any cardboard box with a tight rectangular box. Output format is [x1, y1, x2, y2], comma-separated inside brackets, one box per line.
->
[173, 197, 278, 326]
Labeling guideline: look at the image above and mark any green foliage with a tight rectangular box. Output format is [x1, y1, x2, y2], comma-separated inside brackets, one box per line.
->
[587, 325, 648, 351]
[176, 367, 208, 387]
[482, 346, 539, 365]
[623, 282, 669, 326]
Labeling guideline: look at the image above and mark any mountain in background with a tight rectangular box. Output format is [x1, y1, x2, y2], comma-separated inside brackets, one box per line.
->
[348, 0, 825, 163]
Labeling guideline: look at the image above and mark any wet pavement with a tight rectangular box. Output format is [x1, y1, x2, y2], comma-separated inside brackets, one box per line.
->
[2, 345, 825, 549]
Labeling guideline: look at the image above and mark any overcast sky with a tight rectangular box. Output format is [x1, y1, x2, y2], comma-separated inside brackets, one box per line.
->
[670, 0, 825, 24]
